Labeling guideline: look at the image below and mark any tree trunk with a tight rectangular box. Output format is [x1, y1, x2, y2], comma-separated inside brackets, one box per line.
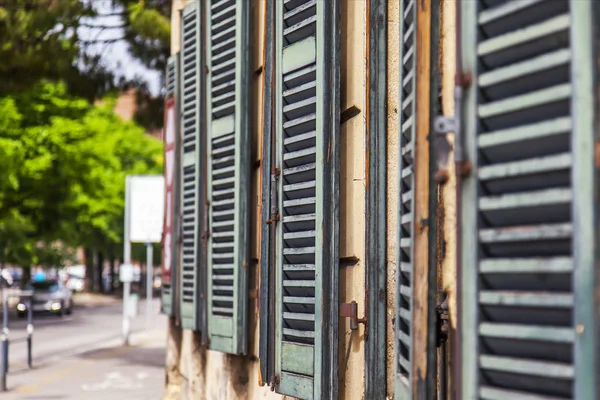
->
[84, 248, 93, 292]
[97, 251, 105, 293]
[109, 255, 116, 293]
[22, 266, 31, 288]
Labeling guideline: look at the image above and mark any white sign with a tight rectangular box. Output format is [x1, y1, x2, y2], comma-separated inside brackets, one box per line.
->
[119, 264, 134, 283]
[127, 175, 165, 243]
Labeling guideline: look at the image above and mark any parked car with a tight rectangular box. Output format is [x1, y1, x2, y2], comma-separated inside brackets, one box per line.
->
[18, 279, 73, 318]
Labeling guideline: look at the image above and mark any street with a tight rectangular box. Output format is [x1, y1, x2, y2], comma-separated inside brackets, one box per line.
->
[1, 297, 166, 399]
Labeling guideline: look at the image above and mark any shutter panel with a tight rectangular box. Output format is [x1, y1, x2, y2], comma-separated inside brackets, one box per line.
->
[459, 1, 599, 398]
[395, 0, 417, 397]
[166, 55, 178, 98]
[272, 1, 339, 398]
[205, 0, 251, 355]
[179, 3, 203, 331]
[162, 53, 180, 317]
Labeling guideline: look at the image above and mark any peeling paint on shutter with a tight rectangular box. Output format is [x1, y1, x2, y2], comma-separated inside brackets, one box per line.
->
[273, 1, 340, 398]
[395, 0, 417, 397]
[162, 54, 180, 317]
[460, 1, 599, 398]
[205, 0, 251, 355]
[179, 3, 202, 331]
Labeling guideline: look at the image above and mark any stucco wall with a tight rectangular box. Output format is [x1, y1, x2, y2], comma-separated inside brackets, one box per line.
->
[167, 1, 369, 399]
[385, 0, 400, 398]
[439, 0, 457, 333]
[339, 0, 367, 398]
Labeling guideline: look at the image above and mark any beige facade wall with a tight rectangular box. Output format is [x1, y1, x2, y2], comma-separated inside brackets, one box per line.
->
[385, 0, 400, 398]
[339, 0, 367, 398]
[165, 0, 459, 398]
[439, 0, 457, 333]
[166, 1, 368, 399]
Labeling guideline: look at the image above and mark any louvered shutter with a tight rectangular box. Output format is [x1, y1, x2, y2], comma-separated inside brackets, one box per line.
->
[272, 1, 340, 398]
[162, 54, 180, 317]
[179, 3, 203, 331]
[205, 0, 251, 355]
[395, 0, 417, 397]
[459, 1, 599, 398]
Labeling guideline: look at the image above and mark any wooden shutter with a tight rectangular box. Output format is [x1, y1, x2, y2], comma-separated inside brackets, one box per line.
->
[162, 53, 180, 317]
[271, 1, 340, 398]
[179, 3, 203, 331]
[459, 1, 599, 398]
[205, 0, 251, 355]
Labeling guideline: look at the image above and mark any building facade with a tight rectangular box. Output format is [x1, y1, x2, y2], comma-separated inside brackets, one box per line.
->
[161, 1, 600, 399]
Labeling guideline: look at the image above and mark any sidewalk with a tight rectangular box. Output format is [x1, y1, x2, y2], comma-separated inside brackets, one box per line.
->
[3, 328, 166, 400]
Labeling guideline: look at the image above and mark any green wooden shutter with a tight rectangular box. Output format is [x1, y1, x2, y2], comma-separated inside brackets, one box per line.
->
[459, 1, 599, 398]
[162, 53, 180, 317]
[205, 0, 251, 355]
[179, 3, 203, 331]
[272, 1, 340, 398]
[395, 0, 417, 398]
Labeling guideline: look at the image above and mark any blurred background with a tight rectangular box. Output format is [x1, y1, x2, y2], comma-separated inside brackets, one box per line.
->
[0, 1, 170, 398]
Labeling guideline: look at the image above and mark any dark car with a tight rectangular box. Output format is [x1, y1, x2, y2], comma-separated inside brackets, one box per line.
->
[17, 280, 73, 318]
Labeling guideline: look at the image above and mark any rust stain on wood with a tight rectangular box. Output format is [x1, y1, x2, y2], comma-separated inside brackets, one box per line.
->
[412, 0, 432, 395]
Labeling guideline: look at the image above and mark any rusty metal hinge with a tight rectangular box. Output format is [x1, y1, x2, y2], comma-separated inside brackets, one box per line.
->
[266, 213, 280, 225]
[436, 294, 449, 347]
[340, 301, 367, 330]
[267, 168, 281, 225]
[269, 374, 280, 392]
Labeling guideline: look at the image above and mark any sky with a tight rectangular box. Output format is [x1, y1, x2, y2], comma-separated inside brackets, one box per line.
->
[77, 1, 161, 96]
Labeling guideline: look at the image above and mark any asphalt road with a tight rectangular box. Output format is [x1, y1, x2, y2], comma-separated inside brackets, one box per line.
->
[0, 297, 167, 400]
[6, 298, 164, 372]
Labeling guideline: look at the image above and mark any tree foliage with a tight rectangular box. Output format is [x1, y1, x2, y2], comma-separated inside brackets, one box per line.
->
[0, 81, 163, 268]
[0, 0, 170, 115]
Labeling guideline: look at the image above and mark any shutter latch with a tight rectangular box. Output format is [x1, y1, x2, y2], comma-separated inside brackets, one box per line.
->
[432, 72, 472, 184]
[340, 301, 367, 330]
[435, 294, 449, 347]
[269, 374, 280, 392]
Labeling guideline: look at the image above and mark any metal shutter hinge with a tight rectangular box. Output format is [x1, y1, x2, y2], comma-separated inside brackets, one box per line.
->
[340, 301, 367, 331]
[266, 213, 280, 225]
[435, 294, 449, 347]
[266, 169, 281, 225]
[432, 72, 472, 184]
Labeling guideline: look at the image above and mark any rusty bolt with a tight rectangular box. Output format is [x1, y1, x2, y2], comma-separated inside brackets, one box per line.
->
[456, 72, 472, 88]
[434, 169, 450, 185]
[457, 161, 472, 177]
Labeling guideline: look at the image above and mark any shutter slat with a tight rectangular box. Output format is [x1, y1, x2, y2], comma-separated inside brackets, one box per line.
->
[480, 386, 566, 400]
[273, 0, 338, 397]
[458, 1, 594, 398]
[479, 323, 575, 343]
[205, 0, 250, 355]
[178, 3, 202, 331]
[395, 2, 417, 394]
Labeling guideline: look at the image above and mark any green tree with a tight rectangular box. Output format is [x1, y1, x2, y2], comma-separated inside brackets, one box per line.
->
[0, 82, 163, 284]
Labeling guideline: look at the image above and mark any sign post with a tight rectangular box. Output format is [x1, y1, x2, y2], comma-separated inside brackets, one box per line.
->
[123, 175, 164, 344]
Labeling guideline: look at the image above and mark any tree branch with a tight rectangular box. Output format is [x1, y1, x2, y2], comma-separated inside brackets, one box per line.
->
[80, 37, 126, 45]
[79, 23, 126, 29]
[94, 11, 127, 18]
